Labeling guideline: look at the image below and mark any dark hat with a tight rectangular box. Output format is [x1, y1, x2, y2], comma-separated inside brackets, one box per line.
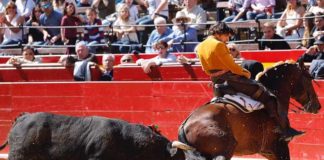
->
[314, 35, 324, 45]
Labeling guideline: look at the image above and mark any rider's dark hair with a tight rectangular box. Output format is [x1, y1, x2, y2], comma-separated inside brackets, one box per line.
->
[208, 22, 235, 36]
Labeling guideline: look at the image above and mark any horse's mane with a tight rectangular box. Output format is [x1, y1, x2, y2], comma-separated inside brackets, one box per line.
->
[255, 60, 297, 81]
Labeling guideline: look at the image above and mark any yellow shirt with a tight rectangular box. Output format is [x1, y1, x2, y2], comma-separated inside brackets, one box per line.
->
[196, 36, 251, 79]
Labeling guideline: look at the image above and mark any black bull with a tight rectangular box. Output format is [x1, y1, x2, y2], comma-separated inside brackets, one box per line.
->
[0, 112, 186, 160]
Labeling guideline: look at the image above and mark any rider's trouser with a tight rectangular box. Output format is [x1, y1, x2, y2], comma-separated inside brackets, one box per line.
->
[211, 72, 290, 130]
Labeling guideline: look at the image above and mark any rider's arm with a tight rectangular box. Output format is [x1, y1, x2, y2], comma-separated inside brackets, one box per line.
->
[214, 43, 251, 79]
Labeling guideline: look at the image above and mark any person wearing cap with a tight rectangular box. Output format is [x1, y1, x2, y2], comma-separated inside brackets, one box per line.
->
[196, 21, 304, 141]
[298, 34, 324, 62]
[159, 11, 198, 52]
[39, 0, 63, 45]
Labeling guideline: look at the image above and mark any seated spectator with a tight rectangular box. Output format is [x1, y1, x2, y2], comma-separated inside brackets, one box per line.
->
[136, 0, 168, 44]
[112, 3, 140, 53]
[246, 0, 275, 20]
[58, 55, 76, 67]
[298, 35, 324, 62]
[227, 43, 264, 79]
[118, 0, 139, 21]
[6, 46, 42, 67]
[145, 17, 172, 53]
[84, 8, 105, 54]
[77, 0, 91, 7]
[178, 0, 207, 40]
[222, 0, 251, 22]
[120, 54, 134, 64]
[0, 1, 25, 49]
[61, 2, 82, 54]
[309, 59, 324, 79]
[26, 4, 45, 46]
[136, 41, 176, 73]
[276, 0, 305, 39]
[308, 0, 324, 14]
[91, 0, 116, 20]
[39, 0, 63, 45]
[298, 12, 315, 49]
[72, 41, 98, 81]
[260, 22, 291, 50]
[160, 11, 198, 52]
[312, 12, 324, 40]
[99, 54, 115, 81]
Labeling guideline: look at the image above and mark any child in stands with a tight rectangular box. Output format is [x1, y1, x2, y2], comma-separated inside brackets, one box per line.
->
[84, 8, 105, 53]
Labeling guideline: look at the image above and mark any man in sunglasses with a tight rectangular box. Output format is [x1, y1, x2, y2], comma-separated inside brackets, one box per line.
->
[196, 22, 304, 141]
[39, 0, 63, 45]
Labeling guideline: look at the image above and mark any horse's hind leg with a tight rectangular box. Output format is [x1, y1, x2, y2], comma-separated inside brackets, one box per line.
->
[261, 141, 290, 160]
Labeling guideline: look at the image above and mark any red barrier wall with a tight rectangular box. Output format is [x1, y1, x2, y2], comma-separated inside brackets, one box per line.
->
[0, 81, 323, 159]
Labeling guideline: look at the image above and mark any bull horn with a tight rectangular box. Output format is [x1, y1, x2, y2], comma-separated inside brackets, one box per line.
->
[171, 141, 195, 150]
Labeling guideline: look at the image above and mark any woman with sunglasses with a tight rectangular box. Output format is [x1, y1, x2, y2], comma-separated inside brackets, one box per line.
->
[0, 1, 25, 49]
[136, 41, 176, 73]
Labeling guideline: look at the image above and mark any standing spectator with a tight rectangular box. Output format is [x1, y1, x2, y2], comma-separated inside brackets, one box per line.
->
[0, 1, 24, 49]
[145, 16, 172, 53]
[112, 4, 140, 53]
[91, 0, 115, 20]
[298, 12, 315, 49]
[39, 0, 63, 45]
[99, 54, 115, 81]
[136, 0, 168, 44]
[61, 2, 82, 54]
[6, 46, 42, 67]
[84, 8, 105, 53]
[26, 4, 44, 46]
[15, 0, 35, 20]
[222, 0, 251, 22]
[136, 41, 176, 73]
[160, 11, 198, 52]
[246, 0, 275, 20]
[276, 0, 305, 39]
[260, 22, 291, 50]
[179, 0, 206, 40]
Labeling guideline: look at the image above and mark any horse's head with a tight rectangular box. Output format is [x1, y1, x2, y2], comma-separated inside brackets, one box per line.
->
[291, 60, 321, 113]
[257, 60, 321, 114]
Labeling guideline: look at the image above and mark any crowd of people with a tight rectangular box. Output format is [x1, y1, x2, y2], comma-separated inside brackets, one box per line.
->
[0, 0, 324, 80]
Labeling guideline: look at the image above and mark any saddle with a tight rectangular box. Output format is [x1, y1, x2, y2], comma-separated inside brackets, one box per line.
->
[210, 93, 264, 113]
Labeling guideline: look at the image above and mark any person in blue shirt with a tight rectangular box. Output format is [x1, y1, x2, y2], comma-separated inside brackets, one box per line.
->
[145, 16, 172, 53]
[39, 0, 63, 45]
[160, 11, 198, 52]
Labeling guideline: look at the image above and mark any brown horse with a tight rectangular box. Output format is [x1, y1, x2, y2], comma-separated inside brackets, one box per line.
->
[175, 60, 321, 160]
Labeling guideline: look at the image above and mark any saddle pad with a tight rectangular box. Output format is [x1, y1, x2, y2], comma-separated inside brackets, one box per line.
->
[211, 93, 264, 113]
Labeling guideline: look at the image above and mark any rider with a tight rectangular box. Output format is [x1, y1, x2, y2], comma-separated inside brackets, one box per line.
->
[196, 22, 303, 141]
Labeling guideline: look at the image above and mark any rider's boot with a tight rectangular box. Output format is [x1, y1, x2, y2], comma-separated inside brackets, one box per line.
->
[264, 97, 305, 141]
